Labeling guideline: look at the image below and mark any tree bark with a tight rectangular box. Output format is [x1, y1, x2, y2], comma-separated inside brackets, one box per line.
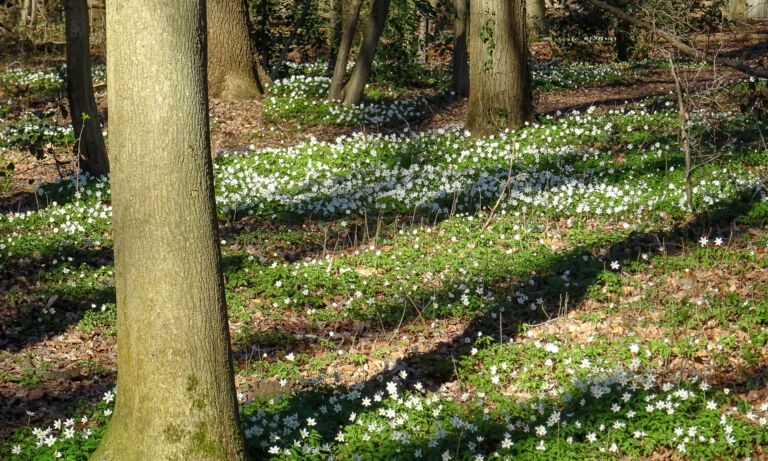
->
[207, 0, 265, 99]
[65, 0, 109, 176]
[327, 0, 343, 75]
[92, 0, 247, 459]
[452, 0, 469, 97]
[615, 20, 633, 61]
[727, 0, 747, 19]
[525, 0, 546, 37]
[328, 0, 363, 101]
[418, 14, 428, 64]
[342, 0, 392, 105]
[747, 0, 768, 18]
[467, 0, 533, 136]
[587, 0, 768, 79]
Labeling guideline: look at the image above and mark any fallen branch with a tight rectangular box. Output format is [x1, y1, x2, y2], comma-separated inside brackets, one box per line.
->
[586, 0, 768, 79]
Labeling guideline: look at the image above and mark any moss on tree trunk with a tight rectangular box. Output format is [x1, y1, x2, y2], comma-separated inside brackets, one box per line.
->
[91, 0, 248, 459]
[467, 0, 533, 136]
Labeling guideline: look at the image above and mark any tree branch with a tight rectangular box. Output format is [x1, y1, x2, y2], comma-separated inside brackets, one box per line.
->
[586, 0, 768, 79]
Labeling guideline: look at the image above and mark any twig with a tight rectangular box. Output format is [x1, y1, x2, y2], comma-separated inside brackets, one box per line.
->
[482, 139, 520, 230]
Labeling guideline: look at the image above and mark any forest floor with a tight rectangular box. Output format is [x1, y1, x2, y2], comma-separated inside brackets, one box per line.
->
[1, 21, 768, 460]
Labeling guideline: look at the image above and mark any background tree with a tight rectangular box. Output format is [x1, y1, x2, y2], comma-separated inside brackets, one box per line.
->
[92, 0, 247, 458]
[341, 0, 392, 105]
[328, 0, 364, 101]
[467, 0, 533, 136]
[65, 0, 108, 176]
[208, 0, 267, 99]
[451, 0, 469, 97]
[526, 0, 546, 36]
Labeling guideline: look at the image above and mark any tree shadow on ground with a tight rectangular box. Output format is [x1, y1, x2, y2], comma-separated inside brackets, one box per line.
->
[236, 195, 768, 459]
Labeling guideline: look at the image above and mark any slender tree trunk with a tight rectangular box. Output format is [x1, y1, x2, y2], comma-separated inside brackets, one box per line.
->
[342, 0, 392, 105]
[615, 20, 633, 61]
[525, 0, 546, 36]
[207, 0, 265, 99]
[418, 14, 428, 64]
[327, 0, 343, 75]
[92, 0, 247, 459]
[452, 0, 469, 97]
[467, 0, 533, 136]
[271, 0, 314, 80]
[328, 0, 363, 101]
[65, 0, 109, 176]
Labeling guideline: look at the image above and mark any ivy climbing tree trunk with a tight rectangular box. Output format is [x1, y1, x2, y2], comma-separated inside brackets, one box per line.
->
[452, 0, 469, 97]
[342, 0, 392, 105]
[328, 0, 363, 101]
[65, 0, 108, 176]
[91, 0, 248, 459]
[467, 0, 533, 136]
[207, 0, 266, 99]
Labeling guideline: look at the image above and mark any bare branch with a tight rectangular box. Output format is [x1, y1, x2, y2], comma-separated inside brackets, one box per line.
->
[586, 0, 768, 79]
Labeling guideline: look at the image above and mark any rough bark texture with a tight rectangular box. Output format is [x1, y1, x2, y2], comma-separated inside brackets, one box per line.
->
[207, 0, 264, 99]
[65, 0, 109, 176]
[452, 0, 469, 97]
[525, 0, 546, 36]
[92, 0, 247, 459]
[467, 0, 533, 136]
[328, 0, 363, 101]
[342, 0, 392, 105]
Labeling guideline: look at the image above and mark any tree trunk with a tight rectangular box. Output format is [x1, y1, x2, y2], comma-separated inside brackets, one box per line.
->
[92, 0, 248, 459]
[207, 0, 265, 99]
[615, 20, 633, 61]
[452, 0, 469, 97]
[525, 0, 546, 37]
[328, 0, 363, 101]
[327, 0, 343, 75]
[467, 0, 533, 136]
[727, 0, 747, 19]
[418, 14, 428, 64]
[271, 0, 314, 80]
[342, 0, 392, 105]
[747, 0, 768, 18]
[65, 0, 109, 176]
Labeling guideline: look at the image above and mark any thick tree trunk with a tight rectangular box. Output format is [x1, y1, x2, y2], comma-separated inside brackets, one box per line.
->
[525, 0, 546, 37]
[467, 0, 533, 136]
[271, 0, 314, 80]
[327, 0, 343, 75]
[727, 0, 748, 19]
[207, 0, 264, 99]
[93, 0, 247, 459]
[452, 0, 469, 97]
[65, 0, 109, 176]
[328, 0, 363, 101]
[342, 0, 392, 105]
